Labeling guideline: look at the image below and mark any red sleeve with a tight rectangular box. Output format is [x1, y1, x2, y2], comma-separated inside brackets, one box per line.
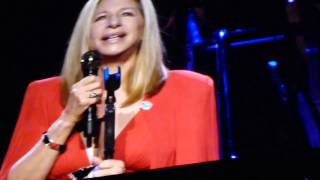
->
[175, 76, 220, 165]
[0, 81, 49, 180]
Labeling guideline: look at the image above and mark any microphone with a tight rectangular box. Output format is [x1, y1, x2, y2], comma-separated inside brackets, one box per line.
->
[103, 66, 121, 159]
[80, 50, 101, 147]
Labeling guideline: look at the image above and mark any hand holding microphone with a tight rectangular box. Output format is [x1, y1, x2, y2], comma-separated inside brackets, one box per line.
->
[80, 50, 102, 147]
[62, 51, 102, 128]
[63, 76, 103, 125]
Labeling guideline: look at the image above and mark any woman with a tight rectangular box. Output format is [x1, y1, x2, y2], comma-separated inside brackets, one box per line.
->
[0, 0, 220, 179]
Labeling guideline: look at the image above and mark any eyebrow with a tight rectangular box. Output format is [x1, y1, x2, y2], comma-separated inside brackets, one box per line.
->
[95, 7, 140, 15]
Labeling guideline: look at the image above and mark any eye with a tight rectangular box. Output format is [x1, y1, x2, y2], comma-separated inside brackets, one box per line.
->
[121, 11, 134, 17]
[95, 15, 106, 22]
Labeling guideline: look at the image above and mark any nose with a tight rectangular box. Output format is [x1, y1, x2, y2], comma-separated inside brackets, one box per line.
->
[107, 14, 121, 28]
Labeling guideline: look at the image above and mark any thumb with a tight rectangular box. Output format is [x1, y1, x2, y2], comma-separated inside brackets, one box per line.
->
[93, 156, 103, 165]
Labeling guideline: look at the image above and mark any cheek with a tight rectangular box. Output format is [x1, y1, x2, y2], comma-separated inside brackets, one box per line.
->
[89, 27, 100, 47]
[89, 29, 97, 40]
[88, 33, 95, 49]
[90, 23, 103, 39]
[133, 22, 144, 41]
[137, 20, 144, 40]
[138, 27, 144, 42]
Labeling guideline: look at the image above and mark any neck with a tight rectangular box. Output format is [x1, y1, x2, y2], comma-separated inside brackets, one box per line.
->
[99, 45, 138, 82]
[98, 48, 138, 105]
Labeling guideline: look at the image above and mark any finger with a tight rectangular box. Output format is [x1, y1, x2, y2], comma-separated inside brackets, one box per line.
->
[98, 159, 125, 169]
[70, 84, 102, 105]
[82, 82, 103, 92]
[97, 90, 107, 104]
[87, 89, 103, 99]
[97, 160, 113, 169]
[79, 75, 100, 86]
[93, 157, 103, 165]
[93, 166, 125, 177]
[71, 84, 102, 98]
[113, 160, 125, 168]
[69, 90, 100, 108]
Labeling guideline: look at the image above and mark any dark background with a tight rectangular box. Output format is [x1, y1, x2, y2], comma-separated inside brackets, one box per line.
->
[2, 0, 320, 165]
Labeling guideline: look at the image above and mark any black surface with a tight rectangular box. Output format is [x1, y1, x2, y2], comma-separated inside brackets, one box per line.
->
[91, 150, 320, 179]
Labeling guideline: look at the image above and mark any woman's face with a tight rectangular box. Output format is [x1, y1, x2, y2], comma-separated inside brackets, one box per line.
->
[90, 0, 144, 57]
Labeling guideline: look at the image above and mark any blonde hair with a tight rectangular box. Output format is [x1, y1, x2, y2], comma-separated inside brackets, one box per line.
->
[61, 0, 168, 106]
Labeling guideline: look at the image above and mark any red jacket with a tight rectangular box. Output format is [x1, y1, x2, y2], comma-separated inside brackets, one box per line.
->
[0, 70, 220, 179]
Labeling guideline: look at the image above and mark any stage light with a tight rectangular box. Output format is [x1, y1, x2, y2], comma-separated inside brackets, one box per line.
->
[187, 12, 203, 45]
[267, 60, 278, 68]
[219, 30, 227, 38]
[230, 154, 238, 159]
[288, 0, 295, 4]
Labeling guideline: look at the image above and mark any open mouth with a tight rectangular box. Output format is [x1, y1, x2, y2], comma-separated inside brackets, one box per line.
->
[102, 32, 126, 42]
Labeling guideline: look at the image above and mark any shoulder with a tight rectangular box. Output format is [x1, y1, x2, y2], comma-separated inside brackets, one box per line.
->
[156, 70, 215, 101]
[25, 76, 62, 97]
[167, 70, 214, 89]
[27, 76, 61, 90]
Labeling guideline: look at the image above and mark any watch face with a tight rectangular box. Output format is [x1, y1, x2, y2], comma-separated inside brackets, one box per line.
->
[42, 132, 66, 153]
[42, 132, 50, 144]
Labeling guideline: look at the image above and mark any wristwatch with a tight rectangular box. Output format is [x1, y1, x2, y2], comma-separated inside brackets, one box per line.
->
[42, 131, 66, 153]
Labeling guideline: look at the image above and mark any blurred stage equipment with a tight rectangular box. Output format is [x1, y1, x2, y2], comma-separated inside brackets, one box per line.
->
[183, 0, 320, 160]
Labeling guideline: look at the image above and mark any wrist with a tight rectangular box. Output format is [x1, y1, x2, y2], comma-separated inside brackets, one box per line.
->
[60, 111, 80, 126]
[44, 114, 78, 149]
[42, 131, 66, 153]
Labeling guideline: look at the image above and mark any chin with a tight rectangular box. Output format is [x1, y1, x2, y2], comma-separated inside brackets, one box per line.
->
[102, 50, 123, 56]
[98, 43, 138, 57]
[98, 47, 126, 56]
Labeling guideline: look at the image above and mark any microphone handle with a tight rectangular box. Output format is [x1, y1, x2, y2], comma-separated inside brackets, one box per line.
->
[85, 104, 97, 147]
[85, 70, 98, 147]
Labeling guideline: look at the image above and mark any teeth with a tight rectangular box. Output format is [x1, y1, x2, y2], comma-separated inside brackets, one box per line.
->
[108, 34, 120, 39]
[102, 33, 124, 42]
